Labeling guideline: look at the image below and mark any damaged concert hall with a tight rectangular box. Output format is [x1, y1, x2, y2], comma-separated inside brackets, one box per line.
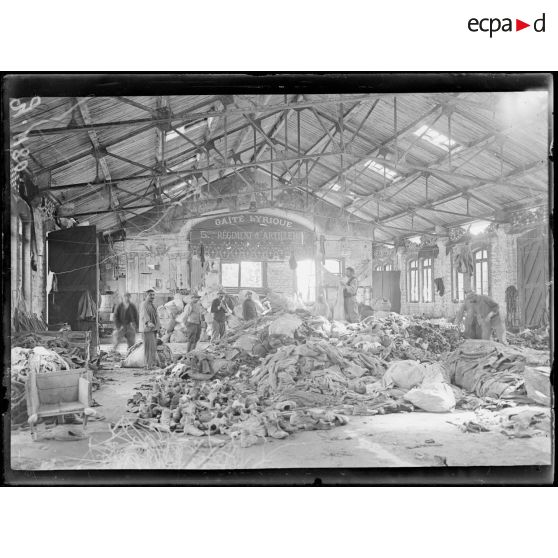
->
[6, 81, 553, 471]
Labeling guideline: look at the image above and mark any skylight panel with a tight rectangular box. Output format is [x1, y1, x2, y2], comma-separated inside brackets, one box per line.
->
[414, 125, 459, 151]
[364, 160, 399, 180]
[166, 121, 206, 141]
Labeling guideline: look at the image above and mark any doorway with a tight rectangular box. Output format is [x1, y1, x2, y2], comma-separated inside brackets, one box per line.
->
[517, 228, 549, 328]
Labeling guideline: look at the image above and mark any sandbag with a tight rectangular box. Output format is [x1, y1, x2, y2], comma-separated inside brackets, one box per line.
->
[173, 294, 185, 312]
[170, 330, 188, 343]
[268, 314, 303, 338]
[524, 367, 551, 406]
[157, 305, 171, 321]
[122, 343, 145, 368]
[404, 382, 456, 412]
[423, 362, 447, 384]
[382, 360, 426, 390]
[164, 300, 181, 317]
[164, 317, 176, 333]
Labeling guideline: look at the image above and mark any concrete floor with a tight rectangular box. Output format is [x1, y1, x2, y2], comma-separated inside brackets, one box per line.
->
[10, 364, 552, 470]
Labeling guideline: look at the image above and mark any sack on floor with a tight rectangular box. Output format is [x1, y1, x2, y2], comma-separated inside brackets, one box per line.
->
[404, 382, 456, 413]
[170, 330, 188, 343]
[122, 342, 145, 368]
[524, 366, 551, 406]
[158, 305, 178, 331]
[382, 360, 425, 390]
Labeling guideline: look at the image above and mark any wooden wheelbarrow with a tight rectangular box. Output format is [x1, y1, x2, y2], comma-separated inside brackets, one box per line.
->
[25, 368, 95, 440]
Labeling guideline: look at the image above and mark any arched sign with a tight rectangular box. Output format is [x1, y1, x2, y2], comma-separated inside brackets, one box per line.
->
[189, 213, 315, 260]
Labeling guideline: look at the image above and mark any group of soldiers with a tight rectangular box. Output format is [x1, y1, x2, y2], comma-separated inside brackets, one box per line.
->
[110, 289, 265, 368]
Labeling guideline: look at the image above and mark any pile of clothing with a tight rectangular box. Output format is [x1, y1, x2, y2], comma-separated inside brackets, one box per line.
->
[12, 333, 88, 368]
[124, 309, 549, 445]
[444, 340, 529, 400]
[507, 327, 550, 351]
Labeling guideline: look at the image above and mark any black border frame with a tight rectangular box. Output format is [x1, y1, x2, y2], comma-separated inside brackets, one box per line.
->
[1, 72, 555, 486]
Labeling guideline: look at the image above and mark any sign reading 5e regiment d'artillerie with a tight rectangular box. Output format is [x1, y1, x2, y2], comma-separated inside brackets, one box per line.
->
[189, 214, 315, 260]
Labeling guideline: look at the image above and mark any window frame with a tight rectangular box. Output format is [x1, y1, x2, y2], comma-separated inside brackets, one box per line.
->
[221, 262, 240, 288]
[408, 259, 419, 303]
[420, 257, 434, 303]
[324, 258, 342, 276]
[220, 261, 265, 289]
[375, 263, 393, 271]
[473, 248, 489, 295]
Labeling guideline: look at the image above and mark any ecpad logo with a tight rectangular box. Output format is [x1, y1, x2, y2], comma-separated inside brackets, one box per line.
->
[468, 13, 546, 37]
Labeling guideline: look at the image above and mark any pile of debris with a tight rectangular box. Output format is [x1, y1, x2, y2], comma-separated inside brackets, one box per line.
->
[12, 332, 88, 368]
[507, 327, 550, 351]
[125, 311, 470, 445]
[121, 307, 550, 446]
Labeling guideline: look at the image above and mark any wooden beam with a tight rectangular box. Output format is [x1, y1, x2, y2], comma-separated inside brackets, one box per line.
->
[314, 104, 442, 194]
[377, 160, 544, 226]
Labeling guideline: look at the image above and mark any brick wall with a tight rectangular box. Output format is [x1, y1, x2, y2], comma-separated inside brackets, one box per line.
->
[398, 229, 519, 318]
[266, 261, 295, 295]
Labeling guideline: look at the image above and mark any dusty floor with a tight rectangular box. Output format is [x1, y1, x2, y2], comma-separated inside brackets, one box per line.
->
[10, 362, 552, 470]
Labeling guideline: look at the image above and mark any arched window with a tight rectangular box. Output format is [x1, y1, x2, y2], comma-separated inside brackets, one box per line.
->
[473, 249, 489, 295]
[375, 263, 393, 271]
[408, 259, 419, 302]
[421, 257, 433, 302]
[383, 263, 393, 271]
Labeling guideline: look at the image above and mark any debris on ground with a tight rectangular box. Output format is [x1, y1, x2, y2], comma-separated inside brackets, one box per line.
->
[507, 327, 550, 351]
[449, 407, 551, 438]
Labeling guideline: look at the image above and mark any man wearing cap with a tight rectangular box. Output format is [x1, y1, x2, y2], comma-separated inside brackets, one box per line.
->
[341, 267, 360, 323]
[456, 290, 507, 343]
[242, 290, 258, 321]
[211, 289, 232, 341]
[139, 289, 161, 369]
[182, 291, 206, 352]
[112, 292, 139, 353]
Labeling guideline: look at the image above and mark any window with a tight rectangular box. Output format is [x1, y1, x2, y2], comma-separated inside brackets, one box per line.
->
[221, 261, 264, 289]
[408, 259, 419, 302]
[221, 263, 239, 287]
[240, 261, 263, 288]
[375, 263, 393, 271]
[452, 264, 465, 302]
[365, 160, 399, 180]
[408, 258, 435, 303]
[473, 249, 489, 295]
[324, 259, 342, 275]
[414, 125, 460, 151]
[165, 121, 206, 142]
[421, 258, 433, 303]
